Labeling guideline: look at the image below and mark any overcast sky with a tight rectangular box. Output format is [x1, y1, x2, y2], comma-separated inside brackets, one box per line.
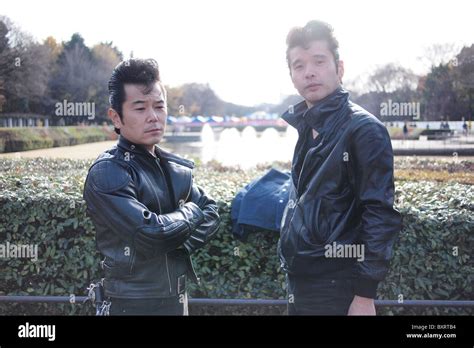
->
[2, 0, 473, 106]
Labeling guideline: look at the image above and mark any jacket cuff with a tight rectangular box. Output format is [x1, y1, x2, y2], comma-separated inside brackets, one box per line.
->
[183, 241, 193, 255]
[353, 278, 379, 299]
[183, 202, 205, 229]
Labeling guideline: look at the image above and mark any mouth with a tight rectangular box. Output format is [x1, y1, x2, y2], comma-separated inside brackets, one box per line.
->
[305, 83, 323, 90]
[145, 128, 163, 134]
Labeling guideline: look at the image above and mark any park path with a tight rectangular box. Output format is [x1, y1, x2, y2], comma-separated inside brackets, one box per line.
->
[0, 141, 119, 159]
[0, 139, 471, 161]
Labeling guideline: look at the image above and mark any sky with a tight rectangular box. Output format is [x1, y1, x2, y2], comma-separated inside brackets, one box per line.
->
[2, 0, 473, 106]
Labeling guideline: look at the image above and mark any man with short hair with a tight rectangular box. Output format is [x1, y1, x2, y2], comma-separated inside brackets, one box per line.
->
[83, 58, 220, 315]
[278, 20, 401, 315]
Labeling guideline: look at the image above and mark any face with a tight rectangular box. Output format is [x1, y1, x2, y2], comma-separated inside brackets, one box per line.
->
[288, 40, 344, 107]
[109, 82, 167, 150]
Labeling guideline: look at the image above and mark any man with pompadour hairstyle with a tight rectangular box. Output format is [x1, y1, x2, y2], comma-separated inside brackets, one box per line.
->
[278, 20, 401, 315]
[84, 58, 220, 315]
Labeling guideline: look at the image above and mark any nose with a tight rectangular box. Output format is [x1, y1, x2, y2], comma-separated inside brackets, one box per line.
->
[147, 109, 161, 123]
[304, 65, 317, 80]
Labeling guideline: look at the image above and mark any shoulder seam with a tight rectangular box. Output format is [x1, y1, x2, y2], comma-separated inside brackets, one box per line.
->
[88, 158, 132, 193]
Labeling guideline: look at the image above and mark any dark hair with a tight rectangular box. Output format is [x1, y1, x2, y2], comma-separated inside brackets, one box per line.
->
[286, 20, 339, 70]
[108, 58, 164, 134]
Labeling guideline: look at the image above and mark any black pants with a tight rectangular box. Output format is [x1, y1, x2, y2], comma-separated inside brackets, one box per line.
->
[287, 269, 354, 315]
[109, 294, 187, 316]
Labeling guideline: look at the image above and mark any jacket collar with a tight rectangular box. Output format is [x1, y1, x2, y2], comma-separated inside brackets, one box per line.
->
[281, 87, 350, 132]
[117, 135, 195, 169]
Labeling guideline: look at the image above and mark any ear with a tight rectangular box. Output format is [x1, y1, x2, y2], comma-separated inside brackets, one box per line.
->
[108, 108, 123, 130]
[337, 60, 345, 83]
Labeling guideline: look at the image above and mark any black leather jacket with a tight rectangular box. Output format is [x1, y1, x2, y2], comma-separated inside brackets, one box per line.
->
[278, 88, 401, 298]
[83, 136, 220, 299]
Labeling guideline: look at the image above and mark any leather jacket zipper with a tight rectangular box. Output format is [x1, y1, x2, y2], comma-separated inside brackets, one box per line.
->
[290, 139, 323, 248]
[153, 158, 192, 295]
[165, 252, 172, 294]
[143, 158, 172, 295]
[131, 160, 163, 214]
[129, 248, 136, 274]
[186, 255, 200, 285]
[152, 159, 165, 212]
[183, 169, 193, 202]
[175, 168, 193, 208]
[296, 140, 322, 196]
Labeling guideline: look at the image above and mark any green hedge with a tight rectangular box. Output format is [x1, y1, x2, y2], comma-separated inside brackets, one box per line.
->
[0, 158, 472, 315]
[0, 126, 117, 153]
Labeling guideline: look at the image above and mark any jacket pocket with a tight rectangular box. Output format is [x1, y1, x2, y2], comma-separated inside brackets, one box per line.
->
[167, 249, 190, 295]
[307, 187, 355, 245]
[103, 246, 137, 279]
[103, 258, 132, 279]
[321, 184, 354, 212]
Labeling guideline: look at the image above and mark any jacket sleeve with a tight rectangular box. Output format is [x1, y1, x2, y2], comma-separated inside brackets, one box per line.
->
[83, 160, 205, 258]
[350, 121, 402, 298]
[182, 184, 221, 254]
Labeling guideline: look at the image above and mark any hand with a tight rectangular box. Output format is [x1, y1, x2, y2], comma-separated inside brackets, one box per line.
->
[347, 295, 376, 316]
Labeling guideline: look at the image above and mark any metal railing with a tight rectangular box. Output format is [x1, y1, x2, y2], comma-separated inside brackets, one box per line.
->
[0, 296, 473, 308]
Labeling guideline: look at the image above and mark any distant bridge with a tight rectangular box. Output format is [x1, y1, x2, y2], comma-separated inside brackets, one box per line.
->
[170, 119, 288, 132]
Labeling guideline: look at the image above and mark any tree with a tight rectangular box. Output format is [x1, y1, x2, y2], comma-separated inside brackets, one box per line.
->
[0, 19, 10, 112]
[350, 64, 420, 121]
[367, 63, 419, 94]
[0, 16, 53, 114]
[418, 43, 462, 70]
[48, 33, 95, 124]
[166, 85, 185, 115]
[455, 45, 474, 121]
[90, 42, 123, 123]
[419, 45, 474, 121]
[422, 64, 459, 120]
[165, 83, 224, 116]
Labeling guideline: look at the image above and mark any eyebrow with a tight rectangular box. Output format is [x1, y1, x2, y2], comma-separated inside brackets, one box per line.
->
[291, 59, 303, 66]
[312, 54, 327, 59]
[131, 99, 164, 105]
